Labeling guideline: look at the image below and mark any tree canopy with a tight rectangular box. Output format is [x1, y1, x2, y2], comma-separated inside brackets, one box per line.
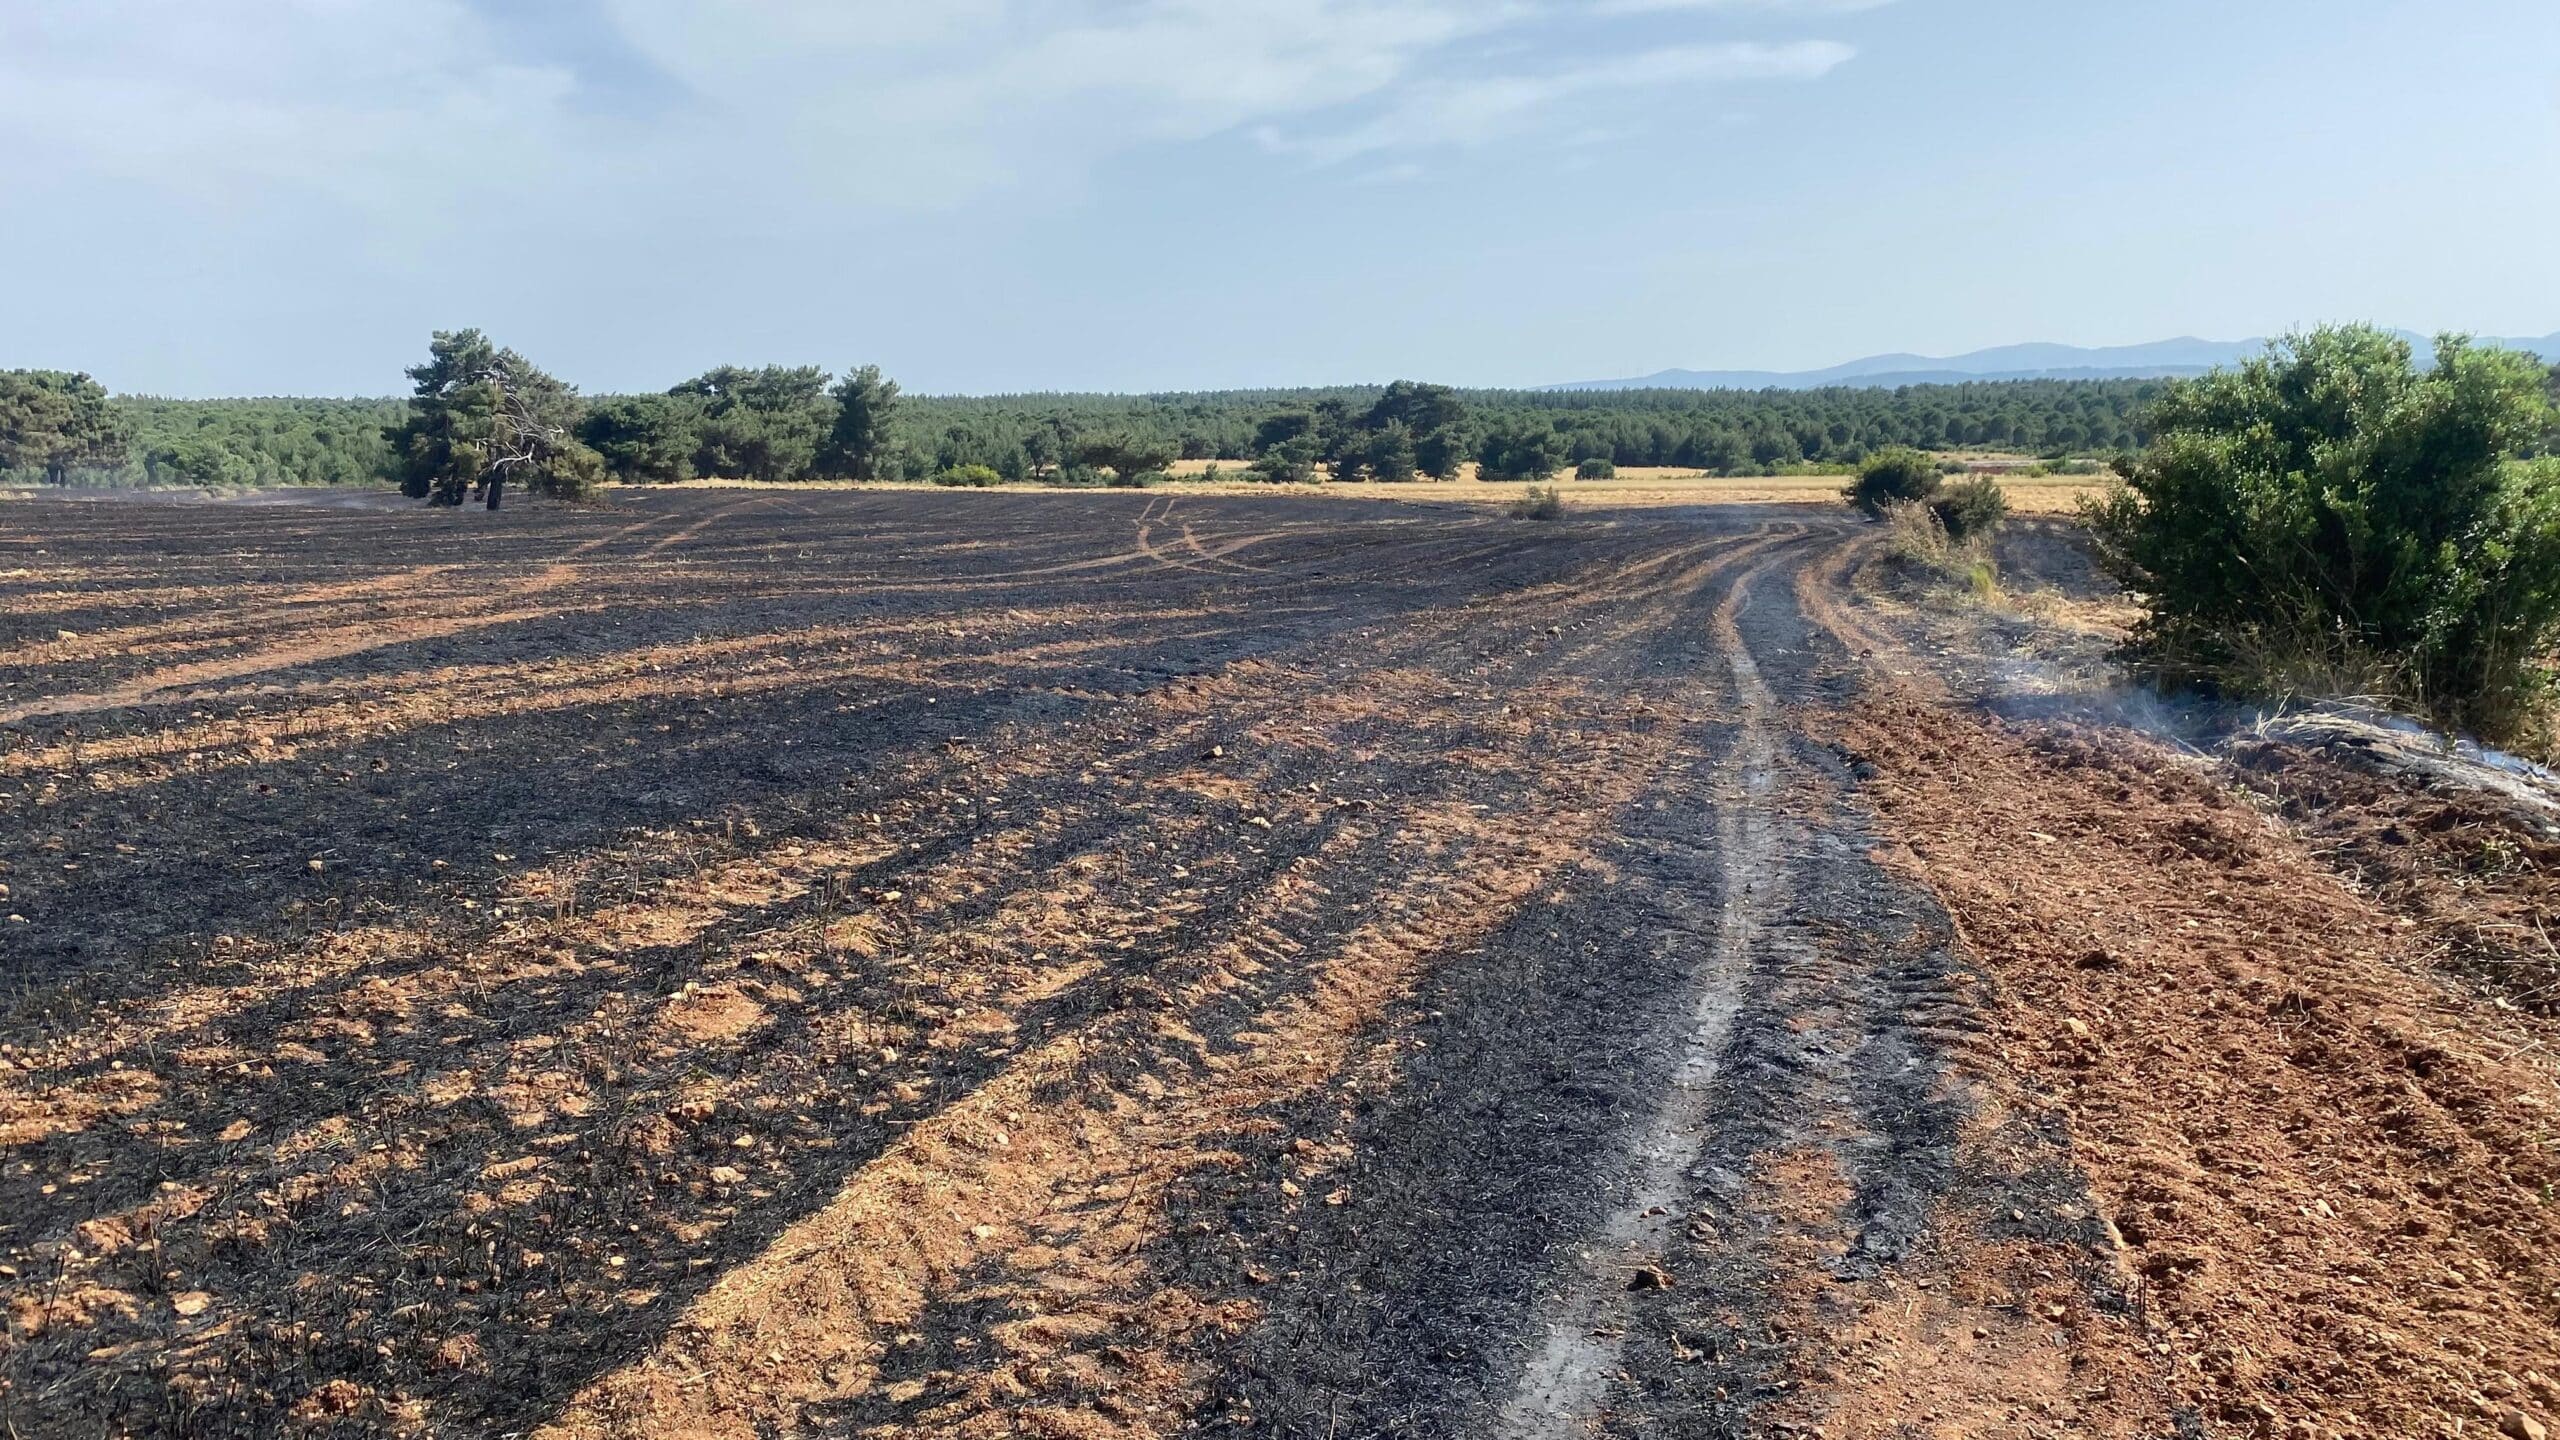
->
[1363, 381, 1470, 480]
[674, 365, 833, 483]
[1477, 421, 1569, 481]
[1073, 435, 1178, 487]
[10, 365, 2249, 492]
[822, 365, 902, 479]
[868, 376, 2161, 484]
[0, 370, 129, 484]
[385, 330, 602, 507]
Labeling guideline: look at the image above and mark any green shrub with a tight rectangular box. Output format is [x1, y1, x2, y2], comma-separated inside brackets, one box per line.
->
[1845, 446, 1943, 512]
[2085, 326, 2560, 741]
[1508, 483, 1567, 520]
[1576, 458, 1617, 480]
[1930, 476, 2009, 541]
[933, 464, 1002, 488]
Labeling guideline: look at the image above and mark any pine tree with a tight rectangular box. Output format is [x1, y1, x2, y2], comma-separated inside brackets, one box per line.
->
[0, 370, 128, 484]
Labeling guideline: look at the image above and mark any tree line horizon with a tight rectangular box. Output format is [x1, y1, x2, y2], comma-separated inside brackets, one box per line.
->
[6, 328, 2554, 494]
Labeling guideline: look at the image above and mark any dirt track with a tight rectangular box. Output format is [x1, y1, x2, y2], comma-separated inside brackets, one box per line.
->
[1, 489, 2554, 1439]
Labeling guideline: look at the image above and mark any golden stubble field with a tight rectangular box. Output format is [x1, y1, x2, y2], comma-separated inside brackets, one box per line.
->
[643, 462, 2113, 517]
[1168, 461, 2112, 515]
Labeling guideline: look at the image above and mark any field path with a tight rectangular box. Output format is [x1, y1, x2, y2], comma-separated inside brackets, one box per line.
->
[1492, 550, 1785, 1436]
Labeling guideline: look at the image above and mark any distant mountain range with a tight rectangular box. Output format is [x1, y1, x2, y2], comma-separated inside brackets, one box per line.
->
[1551, 331, 2560, 392]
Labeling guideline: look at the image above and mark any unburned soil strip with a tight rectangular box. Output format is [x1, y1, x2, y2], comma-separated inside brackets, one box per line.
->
[1811, 618, 2560, 1434]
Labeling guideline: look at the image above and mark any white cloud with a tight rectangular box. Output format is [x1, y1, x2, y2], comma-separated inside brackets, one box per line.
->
[1259, 41, 1855, 165]
[594, 0, 1535, 206]
[0, 0, 1864, 230]
[0, 1, 580, 216]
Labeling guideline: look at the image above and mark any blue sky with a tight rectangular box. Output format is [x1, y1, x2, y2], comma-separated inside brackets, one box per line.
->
[3, 0, 2554, 396]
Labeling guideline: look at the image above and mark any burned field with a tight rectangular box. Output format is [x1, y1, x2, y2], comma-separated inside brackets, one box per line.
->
[1, 489, 2556, 1439]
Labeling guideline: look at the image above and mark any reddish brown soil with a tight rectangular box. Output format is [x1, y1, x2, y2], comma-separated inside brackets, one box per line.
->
[2227, 741, 2560, 1017]
[1815, 543, 2560, 1440]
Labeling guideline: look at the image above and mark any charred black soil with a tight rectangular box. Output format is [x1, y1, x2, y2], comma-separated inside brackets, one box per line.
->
[1, 488, 2531, 1440]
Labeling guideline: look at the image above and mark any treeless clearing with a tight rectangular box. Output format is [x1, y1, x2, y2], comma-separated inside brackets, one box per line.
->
[0, 488, 2546, 1439]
